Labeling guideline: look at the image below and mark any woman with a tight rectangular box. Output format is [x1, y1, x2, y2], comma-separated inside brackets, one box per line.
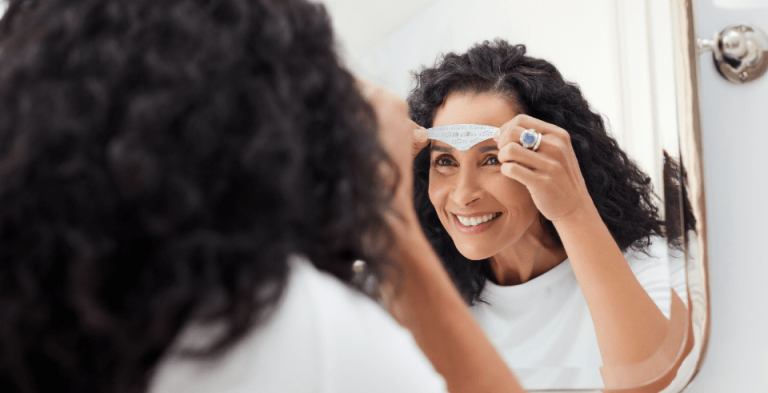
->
[0, 1, 524, 393]
[408, 40, 691, 390]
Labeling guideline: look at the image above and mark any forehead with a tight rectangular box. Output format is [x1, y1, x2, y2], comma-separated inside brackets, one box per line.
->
[433, 92, 518, 128]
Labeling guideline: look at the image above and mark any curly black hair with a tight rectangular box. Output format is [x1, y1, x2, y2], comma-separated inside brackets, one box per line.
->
[0, 0, 395, 392]
[663, 150, 697, 247]
[408, 40, 665, 305]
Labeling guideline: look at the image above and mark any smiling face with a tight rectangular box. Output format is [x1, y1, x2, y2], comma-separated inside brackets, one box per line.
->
[428, 92, 543, 260]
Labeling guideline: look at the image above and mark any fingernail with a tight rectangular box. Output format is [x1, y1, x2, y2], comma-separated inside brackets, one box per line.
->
[414, 128, 428, 142]
[493, 128, 501, 141]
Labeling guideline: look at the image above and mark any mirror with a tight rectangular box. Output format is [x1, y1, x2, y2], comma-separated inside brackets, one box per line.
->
[322, 0, 708, 391]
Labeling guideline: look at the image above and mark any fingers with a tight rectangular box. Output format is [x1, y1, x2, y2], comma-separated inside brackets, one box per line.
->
[494, 125, 528, 151]
[494, 124, 552, 159]
[412, 127, 429, 160]
[493, 114, 571, 151]
[498, 142, 556, 172]
[358, 78, 427, 164]
[501, 162, 542, 186]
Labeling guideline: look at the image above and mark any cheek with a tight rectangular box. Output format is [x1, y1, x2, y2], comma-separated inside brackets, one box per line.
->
[427, 172, 450, 206]
[488, 176, 537, 217]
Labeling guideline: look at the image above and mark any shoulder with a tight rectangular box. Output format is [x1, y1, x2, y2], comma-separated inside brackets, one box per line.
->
[288, 256, 447, 393]
[149, 255, 446, 393]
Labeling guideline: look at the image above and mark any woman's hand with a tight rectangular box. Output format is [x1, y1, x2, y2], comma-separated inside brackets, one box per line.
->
[413, 126, 429, 160]
[356, 80, 422, 223]
[494, 114, 595, 223]
[356, 80, 431, 227]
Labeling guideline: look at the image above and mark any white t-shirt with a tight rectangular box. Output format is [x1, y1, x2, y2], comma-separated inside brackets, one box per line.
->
[470, 236, 687, 390]
[149, 255, 447, 393]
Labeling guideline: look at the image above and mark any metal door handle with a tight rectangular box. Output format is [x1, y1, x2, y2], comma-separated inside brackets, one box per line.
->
[697, 24, 768, 84]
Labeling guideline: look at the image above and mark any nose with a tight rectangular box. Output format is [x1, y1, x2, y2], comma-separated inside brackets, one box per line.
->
[450, 167, 484, 207]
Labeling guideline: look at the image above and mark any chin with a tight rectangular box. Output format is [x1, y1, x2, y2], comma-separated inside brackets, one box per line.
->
[454, 243, 495, 261]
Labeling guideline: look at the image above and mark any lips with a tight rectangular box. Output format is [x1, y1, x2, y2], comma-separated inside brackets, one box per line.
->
[455, 212, 500, 227]
[452, 212, 502, 235]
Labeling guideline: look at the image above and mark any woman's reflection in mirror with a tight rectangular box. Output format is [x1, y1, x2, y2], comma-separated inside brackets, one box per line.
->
[409, 40, 693, 390]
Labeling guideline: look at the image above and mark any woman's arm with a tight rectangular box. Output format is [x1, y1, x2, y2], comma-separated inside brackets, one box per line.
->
[555, 206, 693, 391]
[495, 114, 690, 389]
[554, 206, 670, 366]
[600, 289, 694, 392]
[363, 82, 525, 393]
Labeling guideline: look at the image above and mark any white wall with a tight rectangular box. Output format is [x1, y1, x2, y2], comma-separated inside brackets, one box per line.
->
[326, 0, 622, 130]
[683, 1, 768, 391]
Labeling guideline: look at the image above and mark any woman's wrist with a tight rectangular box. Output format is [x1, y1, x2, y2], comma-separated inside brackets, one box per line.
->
[549, 199, 601, 230]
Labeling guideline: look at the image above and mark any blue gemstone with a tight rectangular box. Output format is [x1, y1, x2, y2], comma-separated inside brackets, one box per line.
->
[523, 133, 536, 144]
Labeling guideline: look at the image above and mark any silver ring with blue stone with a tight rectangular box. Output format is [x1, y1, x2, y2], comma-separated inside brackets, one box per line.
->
[532, 132, 542, 151]
[520, 129, 541, 150]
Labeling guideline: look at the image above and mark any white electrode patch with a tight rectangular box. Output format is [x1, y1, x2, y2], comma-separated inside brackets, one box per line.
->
[426, 124, 499, 151]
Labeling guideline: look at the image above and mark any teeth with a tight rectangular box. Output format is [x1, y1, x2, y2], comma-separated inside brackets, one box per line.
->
[456, 213, 499, 227]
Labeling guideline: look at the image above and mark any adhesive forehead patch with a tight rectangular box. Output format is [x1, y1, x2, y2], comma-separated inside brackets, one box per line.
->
[426, 124, 499, 151]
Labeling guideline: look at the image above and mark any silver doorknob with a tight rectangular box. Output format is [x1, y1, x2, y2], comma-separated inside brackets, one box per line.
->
[697, 24, 768, 84]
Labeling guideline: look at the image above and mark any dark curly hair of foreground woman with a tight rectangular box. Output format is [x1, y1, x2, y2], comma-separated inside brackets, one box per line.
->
[0, 0, 395, 392]
[408, 40, 665, 305]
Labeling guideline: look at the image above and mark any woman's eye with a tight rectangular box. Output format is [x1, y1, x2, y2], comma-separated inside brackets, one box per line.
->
[485, 156, 500, 165]
[434, 157, 457, 167]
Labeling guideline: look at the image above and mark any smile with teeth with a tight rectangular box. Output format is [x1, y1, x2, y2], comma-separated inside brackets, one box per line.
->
[455, 213, 501, 227]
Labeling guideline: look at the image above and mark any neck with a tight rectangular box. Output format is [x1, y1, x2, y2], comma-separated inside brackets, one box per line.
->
[488, 222, 567, 286]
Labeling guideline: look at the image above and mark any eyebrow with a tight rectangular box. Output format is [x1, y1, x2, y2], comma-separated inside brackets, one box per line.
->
[477, 146, 499, 153]
[431, 145, 453, 153]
